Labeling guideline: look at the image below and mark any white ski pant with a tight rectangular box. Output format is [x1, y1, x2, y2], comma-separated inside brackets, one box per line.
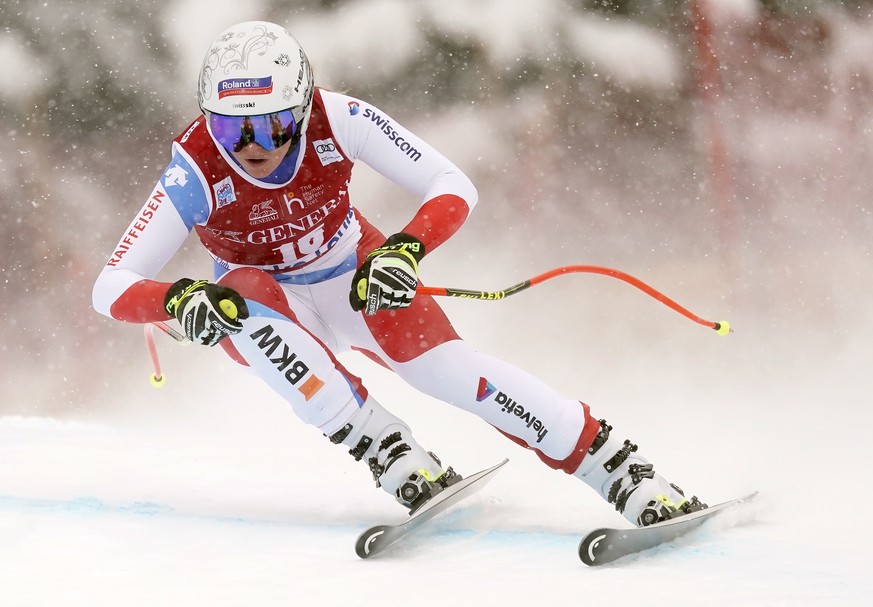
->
[220, 263, 598, 474]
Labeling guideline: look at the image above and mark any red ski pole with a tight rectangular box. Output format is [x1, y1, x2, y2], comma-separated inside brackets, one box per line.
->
[141, 299, 237, 386]
[144, 324, 167, 388]
[417, 265, 732, 335]
[143, 321, 187, 387]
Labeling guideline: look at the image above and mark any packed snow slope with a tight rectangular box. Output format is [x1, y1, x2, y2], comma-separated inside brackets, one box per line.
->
[1, 304, 870, 606]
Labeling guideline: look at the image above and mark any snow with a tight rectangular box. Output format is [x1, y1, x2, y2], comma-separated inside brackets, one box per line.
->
[2, 321, 871, 606]
[4, 1, 873, 604]
[0, 33, 48, 107]
[163, 0, 270, 86]
[162, 0, 683, 93]
[566, 17, 681, 92]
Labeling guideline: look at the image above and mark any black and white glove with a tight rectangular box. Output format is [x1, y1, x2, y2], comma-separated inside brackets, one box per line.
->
[349, 233, 425, 316]
[164, 279, 249, 346]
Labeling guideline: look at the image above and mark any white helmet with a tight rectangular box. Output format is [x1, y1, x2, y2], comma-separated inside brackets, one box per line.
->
[198, 21, 314, 135]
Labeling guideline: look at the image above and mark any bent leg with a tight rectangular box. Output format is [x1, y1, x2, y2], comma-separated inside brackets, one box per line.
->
[394, 340, 704, 526]
[217, 268, 457, 509]
[219, 268, 366, 434]
[393, 340, 601, 472]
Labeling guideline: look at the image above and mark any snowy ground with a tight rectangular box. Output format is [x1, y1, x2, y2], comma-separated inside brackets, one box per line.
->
[2, 293, 871, 606]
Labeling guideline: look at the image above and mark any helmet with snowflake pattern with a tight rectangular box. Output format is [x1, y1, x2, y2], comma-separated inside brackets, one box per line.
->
[198, 21, 314, 137]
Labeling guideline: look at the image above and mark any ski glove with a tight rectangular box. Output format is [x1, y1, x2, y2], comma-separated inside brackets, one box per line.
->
[164, 279, 249, 346]
[350, 233, 425, 316]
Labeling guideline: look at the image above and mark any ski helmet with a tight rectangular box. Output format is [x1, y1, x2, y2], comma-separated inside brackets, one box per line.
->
[198, 21, 315, 142]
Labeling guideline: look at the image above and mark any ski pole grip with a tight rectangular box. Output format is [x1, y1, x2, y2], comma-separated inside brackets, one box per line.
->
[219, 298, 238, 319]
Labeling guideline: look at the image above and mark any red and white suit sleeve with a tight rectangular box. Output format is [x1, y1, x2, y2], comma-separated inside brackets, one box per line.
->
[91, 183, 191, 323]
[320, 91, 478, 252]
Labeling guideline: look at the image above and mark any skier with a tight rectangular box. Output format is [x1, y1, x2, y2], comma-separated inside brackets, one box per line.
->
[93, 21, 705, 527]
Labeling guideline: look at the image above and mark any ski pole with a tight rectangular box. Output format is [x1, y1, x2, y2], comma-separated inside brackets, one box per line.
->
[143, 321, 187, 388]
[144, 324, 167, 388]
[151, 320, 187, 343]
[417, 265, 732, 335]
[142, 299, 238, 387]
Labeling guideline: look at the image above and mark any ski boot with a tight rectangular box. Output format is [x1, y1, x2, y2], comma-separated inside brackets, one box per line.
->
[329, 397, 461, 513]
[574, 419, 708, 527]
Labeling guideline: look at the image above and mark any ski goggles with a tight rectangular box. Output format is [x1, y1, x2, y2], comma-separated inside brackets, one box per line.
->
[206, 110, 299, 153]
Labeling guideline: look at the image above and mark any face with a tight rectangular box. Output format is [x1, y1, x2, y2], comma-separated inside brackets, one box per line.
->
[231, 139, 293, 179]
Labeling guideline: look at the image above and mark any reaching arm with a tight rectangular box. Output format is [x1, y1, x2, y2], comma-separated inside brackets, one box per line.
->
[320, 91, 478, 255]
[322, 92, 480, 314]
[92, 148, 210, 323]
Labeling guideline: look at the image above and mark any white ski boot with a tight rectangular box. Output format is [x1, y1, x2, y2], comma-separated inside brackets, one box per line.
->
[574, 419, 707, 526]
[329, 397, 460, 512]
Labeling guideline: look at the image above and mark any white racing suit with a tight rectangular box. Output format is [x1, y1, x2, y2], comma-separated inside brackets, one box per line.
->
[93, 88, 691, 523]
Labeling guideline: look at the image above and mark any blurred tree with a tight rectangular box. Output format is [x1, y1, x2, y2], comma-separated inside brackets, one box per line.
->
[1, 0, 871, 413]
[0, 0, 185, 413]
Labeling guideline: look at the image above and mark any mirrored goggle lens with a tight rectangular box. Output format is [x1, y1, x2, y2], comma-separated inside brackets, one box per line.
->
[207, 110, 298, 153]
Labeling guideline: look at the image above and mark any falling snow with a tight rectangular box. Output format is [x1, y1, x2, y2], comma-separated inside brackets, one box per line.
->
[2, 1, 872, 605]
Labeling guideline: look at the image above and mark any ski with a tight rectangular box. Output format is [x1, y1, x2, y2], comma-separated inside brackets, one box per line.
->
[355, 458, 509, 559]
[579, 491, 758, 566]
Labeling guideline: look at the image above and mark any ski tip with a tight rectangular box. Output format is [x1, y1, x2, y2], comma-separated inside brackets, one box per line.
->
[355, 525, 390, 559]
[579, 529, 609, 566]
[353, 458, 511, 559]
[578, 490, 761, 567]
